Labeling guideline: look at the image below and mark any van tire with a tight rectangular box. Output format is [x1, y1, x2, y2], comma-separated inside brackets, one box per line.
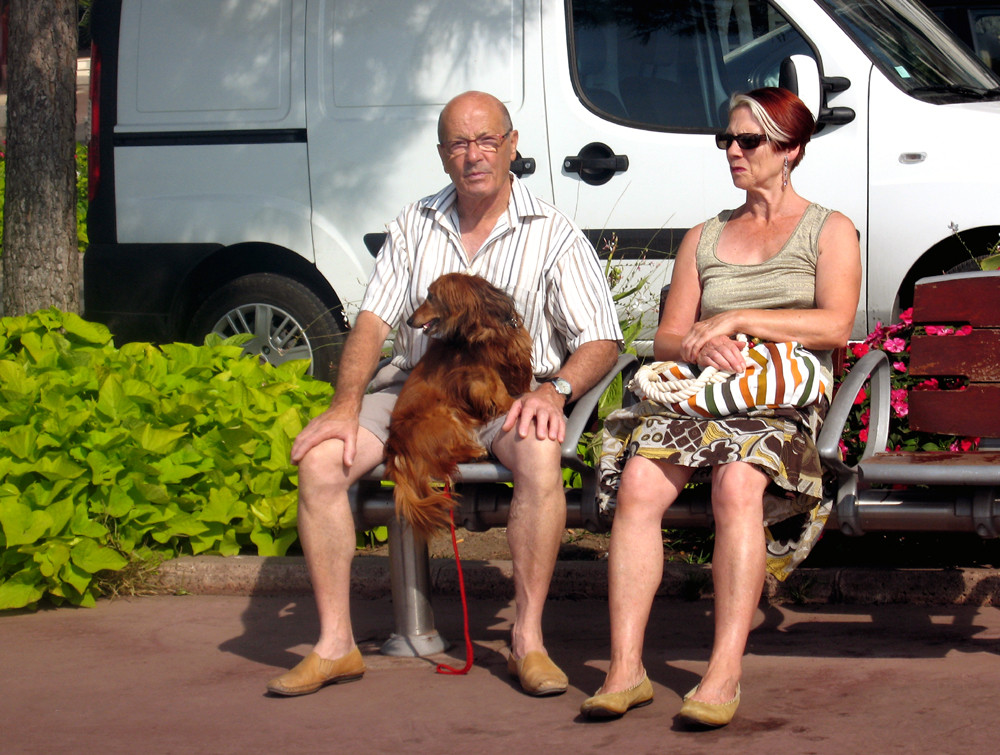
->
[189, 273, 346, 383]
[946, 256, 990, 274]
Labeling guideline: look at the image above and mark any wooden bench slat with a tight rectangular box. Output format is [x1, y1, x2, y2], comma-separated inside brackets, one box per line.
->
[912, 273, 1000, 326]
[908, 385, 1000, 436]
[909, 330, 1000, 381]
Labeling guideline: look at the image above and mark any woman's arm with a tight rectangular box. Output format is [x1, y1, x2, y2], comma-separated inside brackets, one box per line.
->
[653, 223, 704, 361]
[656, 223, 748, 372]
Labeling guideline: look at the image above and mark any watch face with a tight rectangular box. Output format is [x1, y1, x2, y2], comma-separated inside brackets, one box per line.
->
[553, 377, 571, 396]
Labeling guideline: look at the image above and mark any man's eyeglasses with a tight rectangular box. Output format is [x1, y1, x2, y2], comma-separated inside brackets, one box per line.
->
[441, 130, 512, 157]
[715, 132, 767, 151]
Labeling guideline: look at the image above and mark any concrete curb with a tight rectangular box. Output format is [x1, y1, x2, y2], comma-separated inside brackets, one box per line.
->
[154, 554, 1000, 606]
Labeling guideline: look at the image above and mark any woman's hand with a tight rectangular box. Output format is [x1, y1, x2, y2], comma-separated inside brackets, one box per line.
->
[681, 317, 747, 373]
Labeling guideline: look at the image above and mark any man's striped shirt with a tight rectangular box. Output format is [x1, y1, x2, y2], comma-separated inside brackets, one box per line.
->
[361, 175, 622, 376]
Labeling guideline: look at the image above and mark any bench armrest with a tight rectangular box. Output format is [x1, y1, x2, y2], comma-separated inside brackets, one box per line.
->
[816, 348, 891, 476]
[561, 353, 638, 465]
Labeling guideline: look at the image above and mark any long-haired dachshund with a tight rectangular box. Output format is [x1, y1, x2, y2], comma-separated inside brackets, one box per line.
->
[385, 273, 533, 537]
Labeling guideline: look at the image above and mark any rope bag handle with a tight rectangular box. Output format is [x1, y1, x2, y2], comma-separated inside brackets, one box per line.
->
[629, 335, 751, 405]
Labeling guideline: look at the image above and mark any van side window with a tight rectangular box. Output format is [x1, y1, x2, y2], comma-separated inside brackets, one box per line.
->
[570, 0, 813, 130]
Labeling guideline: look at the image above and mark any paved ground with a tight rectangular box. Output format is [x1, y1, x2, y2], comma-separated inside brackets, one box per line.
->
[4, 558, 1000, 754]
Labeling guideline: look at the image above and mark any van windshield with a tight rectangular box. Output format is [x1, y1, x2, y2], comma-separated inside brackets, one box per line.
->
[817, 0, 1000, 102]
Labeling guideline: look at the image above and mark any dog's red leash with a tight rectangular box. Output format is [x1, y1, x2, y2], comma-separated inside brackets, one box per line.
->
[435, 483, 474, 675]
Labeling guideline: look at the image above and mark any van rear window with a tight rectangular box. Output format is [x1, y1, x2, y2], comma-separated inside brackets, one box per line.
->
[124, 0, 296, 123]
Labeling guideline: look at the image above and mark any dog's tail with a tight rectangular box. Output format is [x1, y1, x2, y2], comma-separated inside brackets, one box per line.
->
[389, 458, 459, 537]
[386, 453, 472, 538]
[385, 421, 485, 538]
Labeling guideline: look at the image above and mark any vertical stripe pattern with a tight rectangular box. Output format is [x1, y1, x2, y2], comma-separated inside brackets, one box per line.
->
[634, 341, 829, 417]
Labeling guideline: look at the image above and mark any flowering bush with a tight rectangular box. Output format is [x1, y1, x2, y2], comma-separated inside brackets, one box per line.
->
[837, 307, 979, 464]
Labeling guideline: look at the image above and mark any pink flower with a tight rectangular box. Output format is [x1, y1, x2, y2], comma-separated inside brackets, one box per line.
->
[950, 438, 978, 452]
[893, 361, 907, 373]
[926, 325, 954, 336]
[860, 409, 870, 427]
[884, 337, 907, 353]
[898, 308, 913, 325]
[890, 387, 909, 418]
[956, 325, 973, 336]
[864, 323, 888, 346]
[915, 378, 939, 390]
[853, 387, 867, 405]
[859, 427, 869, 443]
[851, 343, 870, 359]
[839, 439, 849, 457]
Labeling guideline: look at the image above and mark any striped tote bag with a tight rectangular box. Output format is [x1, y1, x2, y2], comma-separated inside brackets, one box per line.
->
[629, 341, 829, 418]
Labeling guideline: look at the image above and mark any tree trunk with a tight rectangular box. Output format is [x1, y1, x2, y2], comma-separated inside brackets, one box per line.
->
[1, 0, 79, 317]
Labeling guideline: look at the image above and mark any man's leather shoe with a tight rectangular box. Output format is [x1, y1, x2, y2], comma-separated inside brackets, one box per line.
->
[677, 683, 741, 727]
[580, 674, 654, 718]
[266, 648, 366, 696]
[507, 650, 568, 696]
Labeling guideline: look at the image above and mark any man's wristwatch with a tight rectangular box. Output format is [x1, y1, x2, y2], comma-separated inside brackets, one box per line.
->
[541, 376, 572, 403]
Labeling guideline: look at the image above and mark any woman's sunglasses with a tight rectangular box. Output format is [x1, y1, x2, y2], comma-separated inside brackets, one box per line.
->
[715, 132, 767, 150]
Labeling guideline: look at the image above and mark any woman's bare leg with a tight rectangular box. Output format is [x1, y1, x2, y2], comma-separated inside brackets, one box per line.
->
[688, 461, 768, 704]
[598, 456, 693, 692]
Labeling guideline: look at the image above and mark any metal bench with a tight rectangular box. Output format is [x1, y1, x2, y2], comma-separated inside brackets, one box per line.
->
[348, 353, 637, 656]
[350, 272, 1000, 656]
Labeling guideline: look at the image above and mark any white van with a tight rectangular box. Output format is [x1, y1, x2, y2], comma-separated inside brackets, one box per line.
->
[85, 0, 1000, 381]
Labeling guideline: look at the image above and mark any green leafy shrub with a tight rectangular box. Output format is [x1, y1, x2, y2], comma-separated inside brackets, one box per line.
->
[0, 309, 334, 610]
[76, 142, 89, 250]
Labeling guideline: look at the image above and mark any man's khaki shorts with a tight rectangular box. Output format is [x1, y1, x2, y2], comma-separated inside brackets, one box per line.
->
[359, 364, 507, 452]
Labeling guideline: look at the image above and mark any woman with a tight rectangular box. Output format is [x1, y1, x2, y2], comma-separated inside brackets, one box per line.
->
[583, 88, 861, 727]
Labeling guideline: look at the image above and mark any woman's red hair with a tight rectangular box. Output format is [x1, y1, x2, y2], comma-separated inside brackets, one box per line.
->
[735, 87, 815, 168]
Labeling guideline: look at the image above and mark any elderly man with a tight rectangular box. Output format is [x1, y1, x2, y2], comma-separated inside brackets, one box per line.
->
[267, 91, 622, 698]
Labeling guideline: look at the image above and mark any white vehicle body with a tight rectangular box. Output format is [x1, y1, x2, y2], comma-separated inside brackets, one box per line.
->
[86, 0, 1000, 380]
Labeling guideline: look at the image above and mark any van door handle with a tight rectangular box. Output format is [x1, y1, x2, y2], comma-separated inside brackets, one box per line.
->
[563, 142, 629, 186]
[511, 154, 536, 177]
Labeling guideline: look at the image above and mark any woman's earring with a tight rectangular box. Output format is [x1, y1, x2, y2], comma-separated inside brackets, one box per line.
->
[783, 155, 789, 188]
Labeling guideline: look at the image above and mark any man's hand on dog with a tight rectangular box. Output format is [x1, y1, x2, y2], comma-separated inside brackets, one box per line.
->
[501, 387, 567, 443]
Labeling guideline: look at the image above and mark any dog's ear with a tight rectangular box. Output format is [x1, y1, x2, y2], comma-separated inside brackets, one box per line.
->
[479, 282, 522, 328]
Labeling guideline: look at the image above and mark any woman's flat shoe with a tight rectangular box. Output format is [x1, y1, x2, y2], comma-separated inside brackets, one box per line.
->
[507, 650, 568, 696]
[266, 648, 366, 696]
[677, 683, 741, 727]
[580, 674, 654, 719]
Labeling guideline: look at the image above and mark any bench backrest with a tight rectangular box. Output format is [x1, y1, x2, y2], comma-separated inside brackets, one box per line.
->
[907, 272, 1000, 438]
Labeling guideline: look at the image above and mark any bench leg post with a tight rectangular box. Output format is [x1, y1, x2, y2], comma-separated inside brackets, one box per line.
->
[379, 517, 450, 657]
[835, 475, 864, 536]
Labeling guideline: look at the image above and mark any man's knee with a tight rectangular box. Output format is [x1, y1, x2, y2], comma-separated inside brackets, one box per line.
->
[296, 441, 359, 513]
[503, 435, 563, 488]
[298, 440, 342, 480]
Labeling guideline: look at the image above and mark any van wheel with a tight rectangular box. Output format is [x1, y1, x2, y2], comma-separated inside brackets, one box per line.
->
[189, 274, 346, 383]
